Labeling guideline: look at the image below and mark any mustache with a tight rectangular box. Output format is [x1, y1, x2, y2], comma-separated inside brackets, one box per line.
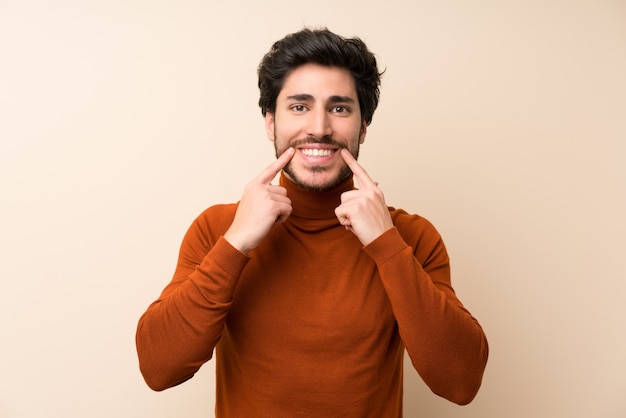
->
[291, 135, 345, 149]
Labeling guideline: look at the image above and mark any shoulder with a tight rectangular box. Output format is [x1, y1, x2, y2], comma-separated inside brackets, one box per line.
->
[194, 203, 238, 228]
[191, 203, 238, 237]
[180, 203, 238, 253]
[388, 206, 450, 269]
[388, 207, 442, 243]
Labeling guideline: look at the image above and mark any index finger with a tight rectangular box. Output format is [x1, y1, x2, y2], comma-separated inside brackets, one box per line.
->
[255, 147, 295, 184]
[340, 148, 376, 189]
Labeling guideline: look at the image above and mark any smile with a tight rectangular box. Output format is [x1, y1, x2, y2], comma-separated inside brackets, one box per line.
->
[300, 148, 336, 158]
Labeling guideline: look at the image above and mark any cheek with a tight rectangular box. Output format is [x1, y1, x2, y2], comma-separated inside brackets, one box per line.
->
[275, 124, 306, 148]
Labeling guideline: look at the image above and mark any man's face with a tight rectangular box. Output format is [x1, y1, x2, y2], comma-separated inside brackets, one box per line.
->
[265, 63, 367, 191]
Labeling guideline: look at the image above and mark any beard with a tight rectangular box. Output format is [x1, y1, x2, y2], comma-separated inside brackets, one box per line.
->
[274, 134, 360, 192]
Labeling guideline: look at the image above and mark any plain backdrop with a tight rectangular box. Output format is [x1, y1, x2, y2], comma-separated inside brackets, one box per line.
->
[1, 1, 625, 417]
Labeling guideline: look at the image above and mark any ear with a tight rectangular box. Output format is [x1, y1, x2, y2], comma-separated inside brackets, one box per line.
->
[265, 112, 276, 142]
[359, 121, 367, 144]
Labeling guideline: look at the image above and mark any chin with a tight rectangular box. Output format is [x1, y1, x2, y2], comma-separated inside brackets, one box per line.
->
[286, 166, 351, 192]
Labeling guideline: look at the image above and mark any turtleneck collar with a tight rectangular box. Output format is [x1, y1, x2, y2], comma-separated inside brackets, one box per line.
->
[279, 172, 355, 220]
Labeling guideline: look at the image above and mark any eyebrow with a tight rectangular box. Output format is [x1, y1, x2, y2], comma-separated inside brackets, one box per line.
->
[285, 94, 357, 105]
[328, 95, 356, 104]
[286, 94, 315, 102]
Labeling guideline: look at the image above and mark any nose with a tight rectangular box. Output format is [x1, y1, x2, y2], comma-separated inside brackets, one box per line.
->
[306, 109, 333, 139]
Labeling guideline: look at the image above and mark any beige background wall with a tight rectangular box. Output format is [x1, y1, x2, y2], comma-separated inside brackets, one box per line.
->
[1, 1, 624, 417]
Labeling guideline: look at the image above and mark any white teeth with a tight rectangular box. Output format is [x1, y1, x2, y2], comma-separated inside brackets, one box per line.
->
[301, 148, 334, 157]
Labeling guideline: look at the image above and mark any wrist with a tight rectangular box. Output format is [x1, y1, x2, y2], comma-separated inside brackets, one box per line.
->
[223, 230, 251, 255]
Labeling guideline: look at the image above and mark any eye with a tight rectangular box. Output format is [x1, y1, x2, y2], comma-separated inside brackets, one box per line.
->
[291, 105, 307, 112]
[331, 105, 349, 113]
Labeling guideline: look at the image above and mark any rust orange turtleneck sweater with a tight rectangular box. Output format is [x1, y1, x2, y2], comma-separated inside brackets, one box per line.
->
[136, 173, 488, 417]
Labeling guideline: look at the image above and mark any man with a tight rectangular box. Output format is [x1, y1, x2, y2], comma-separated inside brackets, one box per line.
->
[136, 28, 488, 417]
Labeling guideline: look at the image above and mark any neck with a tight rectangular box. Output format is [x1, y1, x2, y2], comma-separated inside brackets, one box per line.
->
[279, 172, 354, 220]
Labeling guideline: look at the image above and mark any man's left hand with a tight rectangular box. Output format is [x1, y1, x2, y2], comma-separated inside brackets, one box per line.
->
[335, 148, 394, 246]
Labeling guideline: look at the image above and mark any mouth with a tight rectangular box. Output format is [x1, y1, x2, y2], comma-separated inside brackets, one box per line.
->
[297, 144, 340, 161]
[300, 148, 337, 158]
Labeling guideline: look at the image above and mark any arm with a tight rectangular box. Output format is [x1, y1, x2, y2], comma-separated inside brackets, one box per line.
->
[364, 221, 488, 405]
[135, 217, 249, 391]
[136, 148, 296, 391]
[336, 149, 488, 404]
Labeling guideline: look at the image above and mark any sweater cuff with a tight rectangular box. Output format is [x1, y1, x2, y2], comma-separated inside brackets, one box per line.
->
[203, 236, 251, 278]
[363, 227, 410, 265]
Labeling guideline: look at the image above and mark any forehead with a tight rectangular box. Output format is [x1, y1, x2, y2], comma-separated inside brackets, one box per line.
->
[278, 63, 358, 101]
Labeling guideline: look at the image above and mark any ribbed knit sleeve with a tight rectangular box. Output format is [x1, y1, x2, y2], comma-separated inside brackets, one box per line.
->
[363, 215, 488, 405]
[136, 205, 249, 391]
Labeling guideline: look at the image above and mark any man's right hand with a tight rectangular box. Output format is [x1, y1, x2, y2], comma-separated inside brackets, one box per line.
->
[223, 147, 295, 254]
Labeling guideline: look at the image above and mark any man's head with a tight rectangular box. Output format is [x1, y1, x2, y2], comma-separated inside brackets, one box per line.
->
[258, 28, 383, 191]
[258, 28, 382, 126]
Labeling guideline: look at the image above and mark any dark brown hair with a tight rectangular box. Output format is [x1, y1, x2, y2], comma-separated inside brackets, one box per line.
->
[257, 28, 383, 125]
